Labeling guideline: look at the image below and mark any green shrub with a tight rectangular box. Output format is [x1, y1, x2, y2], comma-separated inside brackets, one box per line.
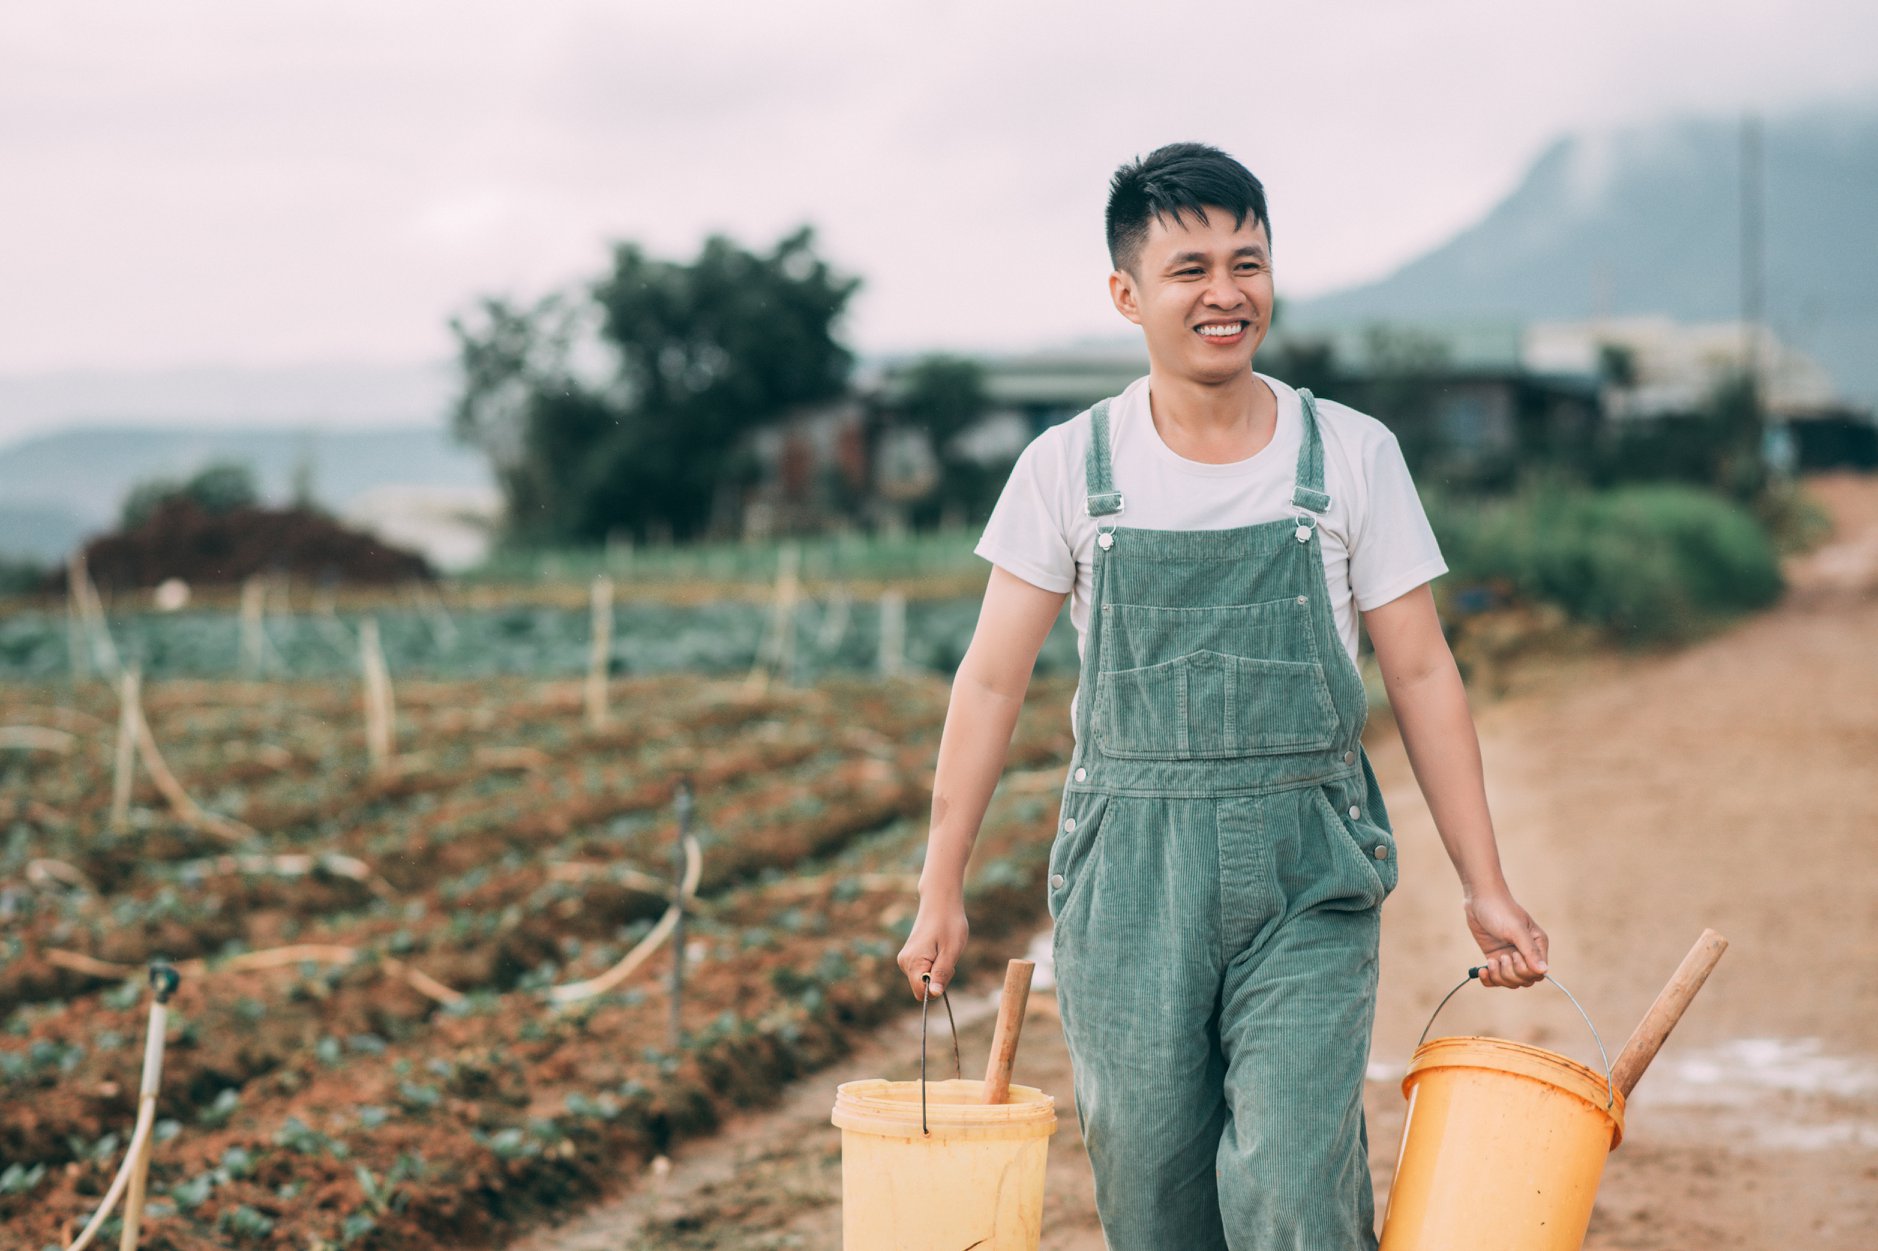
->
[1430, 482, 1784, 644]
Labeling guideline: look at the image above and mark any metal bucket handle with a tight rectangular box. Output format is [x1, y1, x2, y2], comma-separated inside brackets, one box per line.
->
[918, 973, 962, 1136]
[1417, 967, 1616, 1110]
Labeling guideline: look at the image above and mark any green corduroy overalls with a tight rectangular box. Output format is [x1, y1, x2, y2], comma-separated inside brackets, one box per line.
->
[1048, 388, 1399, 1251]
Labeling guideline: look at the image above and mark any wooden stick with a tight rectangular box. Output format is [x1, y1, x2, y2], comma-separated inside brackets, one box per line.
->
[982, 958, 1035, 1105]
[878, 589, 906, 677]
[586, 575, 612, 731]
[359, 617, 394, 772]
[110, 667, 139, 830]
[239, 574, 266, 678]
[1610, 928, 1729, 1098]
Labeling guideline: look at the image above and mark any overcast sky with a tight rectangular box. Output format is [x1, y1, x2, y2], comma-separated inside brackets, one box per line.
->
[4, 1, 1876, 377]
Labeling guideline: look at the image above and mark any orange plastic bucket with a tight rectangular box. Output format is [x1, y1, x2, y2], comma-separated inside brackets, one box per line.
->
[1379, 974, 1625, 1251]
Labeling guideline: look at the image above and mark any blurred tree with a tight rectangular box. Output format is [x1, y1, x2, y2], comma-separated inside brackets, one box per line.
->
[897, 354, 997, 524]
[119, 461, 260, 530]
[451, 227, 861, 544]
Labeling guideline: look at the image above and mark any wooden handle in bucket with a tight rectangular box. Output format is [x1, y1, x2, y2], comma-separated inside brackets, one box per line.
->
[982, 959, 1034, 1104]
[1609, 928, 1728, 1098]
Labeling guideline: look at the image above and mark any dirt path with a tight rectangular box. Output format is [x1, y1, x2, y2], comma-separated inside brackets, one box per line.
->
[511, 473, 1878, 1251]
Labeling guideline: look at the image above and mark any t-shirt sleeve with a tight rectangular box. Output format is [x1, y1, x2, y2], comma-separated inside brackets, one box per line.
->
[1349, 428, 1448, 611]
[973, 432, 1076, 594]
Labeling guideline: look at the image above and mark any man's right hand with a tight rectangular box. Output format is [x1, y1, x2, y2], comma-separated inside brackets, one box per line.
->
[897, 892, 970, 1000]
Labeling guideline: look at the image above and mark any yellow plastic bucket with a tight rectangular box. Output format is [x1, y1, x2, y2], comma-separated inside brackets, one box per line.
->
[1379, 974, 1626, 1251]
[832, 1076, 1056, 1250]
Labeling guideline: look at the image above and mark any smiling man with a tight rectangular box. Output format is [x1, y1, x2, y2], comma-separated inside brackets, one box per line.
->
[896, 142, 1550, 1249]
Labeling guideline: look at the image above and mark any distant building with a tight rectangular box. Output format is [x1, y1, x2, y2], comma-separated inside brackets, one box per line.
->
[1525, 315, 1877, 470]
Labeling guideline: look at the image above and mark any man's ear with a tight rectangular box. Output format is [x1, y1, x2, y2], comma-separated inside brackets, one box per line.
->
[1108, 269, 1143, 326]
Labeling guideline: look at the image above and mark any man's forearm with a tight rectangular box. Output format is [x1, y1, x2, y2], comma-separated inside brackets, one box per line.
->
[1384, 654, 1510, 898]
[918, 668, 1028, 898]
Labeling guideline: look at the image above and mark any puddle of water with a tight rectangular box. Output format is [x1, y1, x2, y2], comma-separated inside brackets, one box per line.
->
[1642, 1037, 1878, 1106]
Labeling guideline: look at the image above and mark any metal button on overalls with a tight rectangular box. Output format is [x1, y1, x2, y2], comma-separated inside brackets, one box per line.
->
[1047, 388, 1398, 1251]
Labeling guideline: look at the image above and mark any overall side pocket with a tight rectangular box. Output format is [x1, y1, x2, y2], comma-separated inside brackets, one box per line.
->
[1046, 792, 1108, 924]
[1311, 784, 1398, 904]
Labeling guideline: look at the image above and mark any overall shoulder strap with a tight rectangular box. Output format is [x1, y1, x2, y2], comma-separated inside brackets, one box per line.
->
[1290, 388, 1333, 514]
[1084, 398, 1125, 517]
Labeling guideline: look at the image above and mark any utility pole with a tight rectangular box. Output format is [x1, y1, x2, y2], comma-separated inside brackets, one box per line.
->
[1739, 111, 1765, 412]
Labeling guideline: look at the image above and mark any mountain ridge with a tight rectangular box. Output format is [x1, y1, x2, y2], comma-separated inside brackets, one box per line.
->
[1293, 99, 1878, 406]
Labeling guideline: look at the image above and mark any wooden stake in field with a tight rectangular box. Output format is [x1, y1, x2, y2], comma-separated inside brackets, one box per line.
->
[816, 584, 852, 651]
[66, 550, 122, 683]
[358, 617, 395, 773]
[586, 574, 613, 731]
[66, 560, 89, 683]
[878, 589, 906, 678]
[670, 778, 693, 1051]
[746, 543, 802, 692]
[239, 574, 267, 679]
[110, 666, 140, 830]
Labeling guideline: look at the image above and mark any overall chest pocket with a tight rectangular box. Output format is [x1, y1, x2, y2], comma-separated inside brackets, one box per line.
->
[1092, 601, 1338, 760]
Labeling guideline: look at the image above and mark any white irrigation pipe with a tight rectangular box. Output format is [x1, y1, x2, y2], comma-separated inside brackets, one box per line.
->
[66, 551, 122, 684]
[0, 725, 78, 753]
[113, 669, 254, 844]
[548, 832, 701, 1007]
[46, 944, 462, 1008]
[63, 964, 179, 1251]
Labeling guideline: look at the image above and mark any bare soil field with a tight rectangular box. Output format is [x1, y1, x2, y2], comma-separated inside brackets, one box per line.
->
[513, 472, 1878, 1251]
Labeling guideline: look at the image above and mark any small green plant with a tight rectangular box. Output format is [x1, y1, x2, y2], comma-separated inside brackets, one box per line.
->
[198, 1087, 242, 1128]
[217, 1203, 276, 1241]
[0, 1161, 46, 1195]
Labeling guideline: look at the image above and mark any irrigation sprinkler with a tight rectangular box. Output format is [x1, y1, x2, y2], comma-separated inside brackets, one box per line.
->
[61, 962, 181, 1251]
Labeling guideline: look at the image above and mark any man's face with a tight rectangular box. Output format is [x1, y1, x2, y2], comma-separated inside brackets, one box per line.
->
[1109, 208, 1273, 385]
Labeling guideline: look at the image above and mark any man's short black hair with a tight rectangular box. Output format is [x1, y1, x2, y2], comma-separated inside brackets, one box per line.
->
[1105, 142, 1271, 275]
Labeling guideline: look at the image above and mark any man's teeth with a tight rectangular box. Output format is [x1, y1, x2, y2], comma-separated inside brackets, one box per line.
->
[1197, 323, 1246, 337]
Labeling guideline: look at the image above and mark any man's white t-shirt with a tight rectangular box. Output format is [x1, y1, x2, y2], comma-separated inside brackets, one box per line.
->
[974, 371, 1448, 686]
